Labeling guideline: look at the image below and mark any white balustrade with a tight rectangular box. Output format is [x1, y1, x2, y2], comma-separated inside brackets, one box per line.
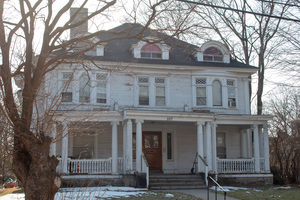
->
[217, 158, 255, 173]
[58, 158, 124, 174]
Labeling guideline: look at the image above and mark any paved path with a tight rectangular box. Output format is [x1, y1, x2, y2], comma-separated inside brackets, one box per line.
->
[170, 189, 239, 200]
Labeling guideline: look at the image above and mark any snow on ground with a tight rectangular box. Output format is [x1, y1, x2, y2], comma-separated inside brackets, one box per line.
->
[209, 186, 249, 192]
[0, 186, 148, 200]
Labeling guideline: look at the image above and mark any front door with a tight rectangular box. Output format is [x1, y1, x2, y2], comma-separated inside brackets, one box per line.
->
[143, 131, 162, 172]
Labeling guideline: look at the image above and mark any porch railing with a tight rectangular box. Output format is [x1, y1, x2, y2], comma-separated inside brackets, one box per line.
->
[56, 158, 124, 174]
[141, 154, 149, 188]
[217, 158, 255, 173]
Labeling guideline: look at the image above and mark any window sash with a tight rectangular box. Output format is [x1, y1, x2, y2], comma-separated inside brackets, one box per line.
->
[79, 74, 91, 103]
[212, 80, 222, 106]
[97, 83, 107, 104]
[139, 86, 149, 105]
[196, 87, 206, 106]
[156, 86, 165, 106]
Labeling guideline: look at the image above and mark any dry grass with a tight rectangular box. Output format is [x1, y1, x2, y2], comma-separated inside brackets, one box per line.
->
[0, 187, 24, 197]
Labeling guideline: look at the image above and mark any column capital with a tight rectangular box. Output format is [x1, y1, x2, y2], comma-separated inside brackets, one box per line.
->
[111, 121, 120, 126]
[135, 119, 144, 124]
[196, 121, 205, 126]
[206, 122, 212, 126]
[252, 124, 258, 129]
[263, 123, 270, 129]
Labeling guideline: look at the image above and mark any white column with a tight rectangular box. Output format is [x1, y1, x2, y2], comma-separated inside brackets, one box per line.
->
[211, 123, 217, 173]
[123, 122, 127, 173]
[243, 78, 250, 114]
[126, 119, 133, 173]
[61, 121, 69, 174]
[136, 119, 144, 172]
[49, 122, 57, 157]
[197, 122, 204, 172]
[263, 124, 271, 172]
[111, 121, 119, 174]
[259, 127, 264, 157]
[253, 124, 260, 172]
[246, 129, 252, 158]
[205, 122, 212, 171]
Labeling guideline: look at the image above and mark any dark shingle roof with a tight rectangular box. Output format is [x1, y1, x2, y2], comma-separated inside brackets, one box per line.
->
[57, 23, 257, 69]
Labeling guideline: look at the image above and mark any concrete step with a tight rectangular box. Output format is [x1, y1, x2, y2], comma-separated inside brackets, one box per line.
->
[149, 174, 206, 190]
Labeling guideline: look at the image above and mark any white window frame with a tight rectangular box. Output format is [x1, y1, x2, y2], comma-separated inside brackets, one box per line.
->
[95, 73, 109, 105]
[79, 73, 91, 103]
[135, 76, 169, 107]
[155, 77, 166, 106]
[227, 79, 237, 108]
[138, 77, 150, 106]
[60, 72, 74, 103]
[212, 79, 223, 107]
[192, 77, 207, 108]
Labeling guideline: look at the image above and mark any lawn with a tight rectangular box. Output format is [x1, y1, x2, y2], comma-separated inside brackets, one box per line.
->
[224, 186, 300, 200]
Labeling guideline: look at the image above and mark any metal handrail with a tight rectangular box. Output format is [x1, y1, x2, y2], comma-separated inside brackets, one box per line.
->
[141, 154, 149, 188]
[197, 154, 208, 186]
[208, 176, 227, 200]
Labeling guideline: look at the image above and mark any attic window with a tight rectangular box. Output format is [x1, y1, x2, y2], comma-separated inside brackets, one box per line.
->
[203, 47, 223, 62]
[141, 44, 162, 59]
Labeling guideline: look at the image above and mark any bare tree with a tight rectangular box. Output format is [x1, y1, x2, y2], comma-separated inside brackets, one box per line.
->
[0, 0, 178, 199]
[268, 87, 300, 183]
[178, 0, 291, 114]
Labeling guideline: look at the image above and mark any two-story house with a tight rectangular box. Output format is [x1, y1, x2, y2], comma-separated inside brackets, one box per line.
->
[36, 9, 273, 188]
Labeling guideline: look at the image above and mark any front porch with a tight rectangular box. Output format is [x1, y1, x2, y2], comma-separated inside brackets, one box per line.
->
[51, 110, 273, 187]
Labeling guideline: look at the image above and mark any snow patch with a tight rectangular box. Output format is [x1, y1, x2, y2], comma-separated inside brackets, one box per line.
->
[165, 193, 174, 198]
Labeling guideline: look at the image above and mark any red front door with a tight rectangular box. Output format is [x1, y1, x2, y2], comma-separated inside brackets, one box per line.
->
[142, 131, 162, 172]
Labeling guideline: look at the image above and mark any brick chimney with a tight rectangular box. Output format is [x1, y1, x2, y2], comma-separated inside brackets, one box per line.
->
[70, 8, 88, 39]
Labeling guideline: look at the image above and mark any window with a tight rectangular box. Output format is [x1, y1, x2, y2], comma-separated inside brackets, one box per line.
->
[155, 77, 166, 106]
[212, 80, 222, 106]
[79, 74, 91, 103]
[141, 44, 162, 59]
[138, 77, 149, 106]
[167, 133, 172, 159]
[203, 47, 223, 62]
[96, 74, 107, 104]
[216, 132, 226, 158]
[61, 72, 73, 102]
[73, 132, 94, 159]
[227, 79, 236, 107]
[195, 78, 207, 106]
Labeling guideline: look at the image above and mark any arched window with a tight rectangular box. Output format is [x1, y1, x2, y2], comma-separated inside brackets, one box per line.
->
[212, 80, 222, 106]
[141, 44, 162, 59]
[79, 74, 90, 103]
[203, 47, 223, 62]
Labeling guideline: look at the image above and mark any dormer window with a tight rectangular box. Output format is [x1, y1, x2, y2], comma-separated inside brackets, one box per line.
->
[131, 38, 170, 60]
[195, 41, 231, 63]
[203, 47, 223, 62]
[141, 44, 162, 59]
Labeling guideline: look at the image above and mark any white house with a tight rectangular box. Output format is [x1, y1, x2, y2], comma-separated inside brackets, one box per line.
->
[36, 10, 273, 188]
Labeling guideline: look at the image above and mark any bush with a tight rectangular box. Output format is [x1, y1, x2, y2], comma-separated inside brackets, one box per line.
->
[271, 166, 285, 185]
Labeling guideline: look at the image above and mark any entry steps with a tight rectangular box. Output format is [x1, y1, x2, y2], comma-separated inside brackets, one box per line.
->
[149, 174, 206, 190]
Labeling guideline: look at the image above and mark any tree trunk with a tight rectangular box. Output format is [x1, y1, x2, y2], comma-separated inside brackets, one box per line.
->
[13, 129, 60, 200]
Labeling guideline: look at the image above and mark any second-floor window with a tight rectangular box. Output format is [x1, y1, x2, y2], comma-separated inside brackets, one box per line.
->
[138, 77, 149, 106]
[195, 78, 207, 106]
[227, 79, 236, 107]
[79, 74, 91, 103]
[61, 72, 73, 102]
[155, 77, 166, 106]
[96, 74, 107, 104]
[212, 80, 222, 106]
